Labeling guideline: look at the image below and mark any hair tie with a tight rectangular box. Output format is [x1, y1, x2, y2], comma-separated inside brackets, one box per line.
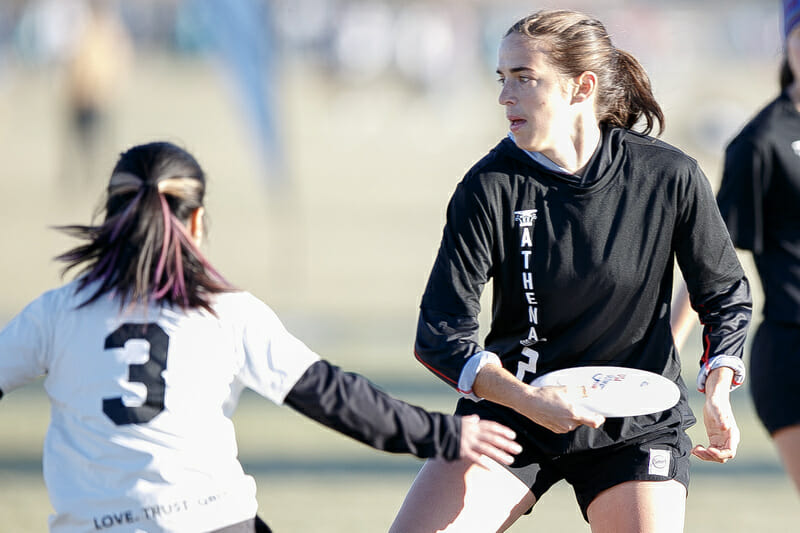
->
[108, 172, 165, 195]
[108, 172, 145, 194]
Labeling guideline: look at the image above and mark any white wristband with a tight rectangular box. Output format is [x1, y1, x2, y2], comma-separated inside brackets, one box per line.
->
[696, 355, 746, 393]
[457, 351, 502, 401]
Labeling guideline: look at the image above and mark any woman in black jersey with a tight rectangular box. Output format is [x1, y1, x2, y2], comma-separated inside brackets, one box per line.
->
[389, 9, 752, 533]
[704, 2, 800, 496]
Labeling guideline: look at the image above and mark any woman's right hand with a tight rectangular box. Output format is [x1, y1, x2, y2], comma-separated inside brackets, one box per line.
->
[473, 363, 605, 434]
[518, 385, 606, 433]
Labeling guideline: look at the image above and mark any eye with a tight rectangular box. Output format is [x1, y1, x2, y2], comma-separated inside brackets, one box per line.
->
[496, 77, 506, 86]
[518, 75, 532, 83]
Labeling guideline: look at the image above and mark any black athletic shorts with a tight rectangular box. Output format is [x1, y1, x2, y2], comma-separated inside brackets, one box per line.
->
[211, 515, 272, 533]
[456, 399, 691, 521]
[750, 319, 800, 434]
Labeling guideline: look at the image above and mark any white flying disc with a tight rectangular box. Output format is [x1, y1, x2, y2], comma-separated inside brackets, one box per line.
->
[530, 366, 680, 417]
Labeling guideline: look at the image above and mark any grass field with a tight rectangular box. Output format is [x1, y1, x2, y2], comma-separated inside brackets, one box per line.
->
[1, 365, 798, 532]
[0, 31, 796, 531]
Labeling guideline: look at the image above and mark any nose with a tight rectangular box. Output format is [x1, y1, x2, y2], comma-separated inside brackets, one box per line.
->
[498, 83, 515, 106]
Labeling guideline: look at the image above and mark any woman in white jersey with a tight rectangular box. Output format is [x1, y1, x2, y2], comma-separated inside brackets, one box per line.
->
[0, 141, 520, 533]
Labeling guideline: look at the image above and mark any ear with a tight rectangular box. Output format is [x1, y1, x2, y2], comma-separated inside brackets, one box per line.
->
[571, 71, 597, 104]
[189, 207, 204, 246]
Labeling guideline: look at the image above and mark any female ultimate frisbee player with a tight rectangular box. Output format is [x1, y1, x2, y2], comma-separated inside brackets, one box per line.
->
[0, 141, 520, 533]
[389, 9, 752, 533]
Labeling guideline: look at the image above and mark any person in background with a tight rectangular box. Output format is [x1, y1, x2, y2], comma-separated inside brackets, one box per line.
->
[390, 9, 751, 532]
[0, 141, 521, 533]
[674, 0, 800, 497]
[61, 0, 132, 184]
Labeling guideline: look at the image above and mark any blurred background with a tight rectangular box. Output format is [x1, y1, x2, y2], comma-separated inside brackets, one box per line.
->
[0, 0, 797, 531]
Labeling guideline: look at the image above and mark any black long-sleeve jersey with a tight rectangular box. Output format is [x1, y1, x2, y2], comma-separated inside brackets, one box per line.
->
[717, 90, 800, 324]
[416, 127, 752, 454]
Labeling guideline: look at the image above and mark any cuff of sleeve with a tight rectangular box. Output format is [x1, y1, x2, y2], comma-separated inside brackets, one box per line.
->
[457, 351, 502, 402]
[696, 355, 746, 393]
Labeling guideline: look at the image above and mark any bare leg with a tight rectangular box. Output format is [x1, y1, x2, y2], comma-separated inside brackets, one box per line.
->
[587, 480, 686, 533]
[388, 456, 536, 533]
[773, 424, 800, 495]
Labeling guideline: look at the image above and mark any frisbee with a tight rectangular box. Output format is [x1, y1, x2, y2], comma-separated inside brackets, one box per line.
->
[530, 366, 680, 417]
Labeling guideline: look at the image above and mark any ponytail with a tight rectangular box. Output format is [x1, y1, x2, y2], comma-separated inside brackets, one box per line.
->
[55, 142, 234, 313]
[608, 49, 664, 135]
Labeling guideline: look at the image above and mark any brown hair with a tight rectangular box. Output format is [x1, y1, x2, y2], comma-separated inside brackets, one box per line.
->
[56, 141, 235, 312]
[506, 9, 664, 135]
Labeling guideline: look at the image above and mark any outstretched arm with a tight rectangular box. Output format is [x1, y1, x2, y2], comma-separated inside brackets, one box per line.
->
[283, 360, 521, 465]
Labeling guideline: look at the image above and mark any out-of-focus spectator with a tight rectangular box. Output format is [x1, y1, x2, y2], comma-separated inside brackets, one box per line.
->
[61, 0, 133, 185]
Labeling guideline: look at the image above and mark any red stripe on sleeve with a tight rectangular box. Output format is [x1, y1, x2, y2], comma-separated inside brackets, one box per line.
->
[413, 350, 458, 386]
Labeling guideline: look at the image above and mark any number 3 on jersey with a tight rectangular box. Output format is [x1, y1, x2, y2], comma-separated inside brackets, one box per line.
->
[103, 323, 169, 425]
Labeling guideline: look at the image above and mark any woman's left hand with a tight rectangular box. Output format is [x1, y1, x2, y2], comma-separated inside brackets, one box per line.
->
[691, 367, 740, 463]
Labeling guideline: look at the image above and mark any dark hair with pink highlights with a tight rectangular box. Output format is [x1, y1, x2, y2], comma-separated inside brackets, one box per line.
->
[506, 9, 664, 136]
[56, 141, 234, 312]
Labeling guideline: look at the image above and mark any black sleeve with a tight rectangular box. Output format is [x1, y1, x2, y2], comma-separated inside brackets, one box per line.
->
[415, 176, 496, 389]
[284, 360, 462, 461]
[673, 160, 752, 371]
[690, 277, 752, 366]
[414, 307, 482, 390]
[716, 137, 770, 254]
[673, 160, 746, 296]
[0, 390, 3, 400]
